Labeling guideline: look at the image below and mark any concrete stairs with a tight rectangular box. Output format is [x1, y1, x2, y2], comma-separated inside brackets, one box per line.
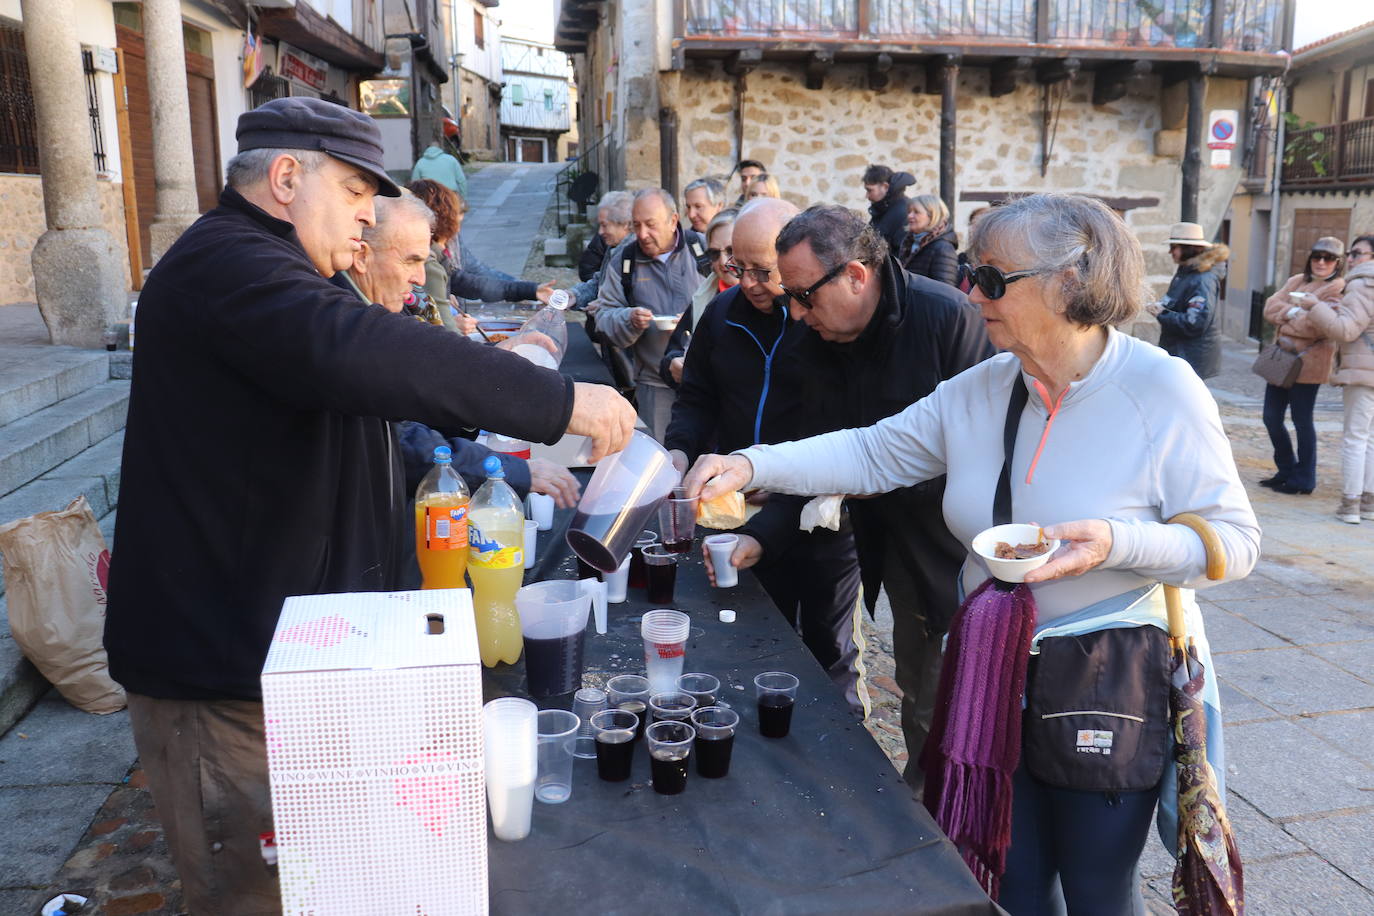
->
[0, 336, 128, 736]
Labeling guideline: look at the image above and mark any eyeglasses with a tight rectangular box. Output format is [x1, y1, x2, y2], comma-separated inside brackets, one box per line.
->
[1311, 252, 1339, 263]
[1350, 248, 1374, 260]
[780, 261, 848, 307]
[963, 263, 1040, 300]
[723, 260, 775, 284]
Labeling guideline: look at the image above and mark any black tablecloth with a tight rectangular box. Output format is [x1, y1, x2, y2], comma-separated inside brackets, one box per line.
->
[482, 504, 1002, 916]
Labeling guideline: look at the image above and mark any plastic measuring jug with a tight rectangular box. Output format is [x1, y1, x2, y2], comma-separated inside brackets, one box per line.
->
[566, 430, 680, 573]
[516, 580, 592, 698]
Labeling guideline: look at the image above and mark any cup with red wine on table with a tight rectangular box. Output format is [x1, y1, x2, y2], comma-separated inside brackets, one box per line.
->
[754, 671, 799, 739]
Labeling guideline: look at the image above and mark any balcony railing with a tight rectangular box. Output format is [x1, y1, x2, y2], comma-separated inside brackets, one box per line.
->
[681, 0, 1284, 52]
[1282, 117, 1374, 186]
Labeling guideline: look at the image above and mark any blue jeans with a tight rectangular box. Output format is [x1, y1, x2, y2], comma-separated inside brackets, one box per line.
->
[1263, 382, 1320, 489]
[999, 763, 1159, 915]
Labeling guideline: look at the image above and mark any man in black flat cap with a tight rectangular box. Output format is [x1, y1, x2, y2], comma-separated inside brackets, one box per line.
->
[104, 98, 633, 914]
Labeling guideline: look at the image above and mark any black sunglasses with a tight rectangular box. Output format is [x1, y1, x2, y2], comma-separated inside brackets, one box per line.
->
[781, 261, 847, 308]
[963, 263, 1039, 300]
[706, 247, 730, 262]
[1310, 252, 1339, 263]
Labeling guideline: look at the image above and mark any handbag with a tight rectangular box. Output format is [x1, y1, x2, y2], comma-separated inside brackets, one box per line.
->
[994, 377, 1171, 792]
[1251, 341, 1305, 388]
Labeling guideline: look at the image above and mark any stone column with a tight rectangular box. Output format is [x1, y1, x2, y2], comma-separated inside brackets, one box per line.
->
[142, 0, 200, 261]
[20, 0, 126, 348]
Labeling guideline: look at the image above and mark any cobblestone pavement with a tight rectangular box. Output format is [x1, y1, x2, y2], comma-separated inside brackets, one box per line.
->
[4, 169, 1371, 914]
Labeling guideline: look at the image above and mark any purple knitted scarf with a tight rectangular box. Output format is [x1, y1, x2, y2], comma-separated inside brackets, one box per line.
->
[921, 578, 1037, 901]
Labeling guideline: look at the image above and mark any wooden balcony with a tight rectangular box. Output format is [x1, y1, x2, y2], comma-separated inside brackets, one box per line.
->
[664, 0, 1291, 78]
[1282, 117, 1374, 189]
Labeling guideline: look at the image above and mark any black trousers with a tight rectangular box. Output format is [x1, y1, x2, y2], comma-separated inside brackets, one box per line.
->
[751, 527, 867, 717]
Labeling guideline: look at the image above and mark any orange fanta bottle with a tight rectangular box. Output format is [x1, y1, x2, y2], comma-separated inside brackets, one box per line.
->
[414, 446, 470, 589]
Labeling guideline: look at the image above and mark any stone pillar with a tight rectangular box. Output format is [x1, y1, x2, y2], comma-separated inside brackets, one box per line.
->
[20, 0, 126, 348]
[142, 0, 201, 261]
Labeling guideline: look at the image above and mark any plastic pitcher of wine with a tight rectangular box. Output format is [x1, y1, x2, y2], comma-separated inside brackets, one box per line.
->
[516, 580, 592, 698]
[566, 430, 680, 573]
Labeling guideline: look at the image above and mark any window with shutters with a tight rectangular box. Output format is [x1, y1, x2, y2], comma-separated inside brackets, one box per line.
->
[474, 10, 484, 49]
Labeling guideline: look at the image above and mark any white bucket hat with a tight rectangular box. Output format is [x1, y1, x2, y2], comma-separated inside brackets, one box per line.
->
[1164, 223, 1214, 248]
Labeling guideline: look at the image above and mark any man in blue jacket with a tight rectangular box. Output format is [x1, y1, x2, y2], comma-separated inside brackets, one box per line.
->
[105, 98, 630, 914]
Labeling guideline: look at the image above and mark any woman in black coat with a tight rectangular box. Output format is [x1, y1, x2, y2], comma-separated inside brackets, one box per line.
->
[897, 193, 959, 286]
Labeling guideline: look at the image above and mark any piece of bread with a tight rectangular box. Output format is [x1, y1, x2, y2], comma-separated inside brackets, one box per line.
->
[696, 490, 747, 530]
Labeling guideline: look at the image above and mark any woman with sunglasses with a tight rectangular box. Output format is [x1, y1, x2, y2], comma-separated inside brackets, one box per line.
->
[659, 207, 739, 386]
[1279, 235, 1374, 522]
[1258, 237, 1346, 495]
[685, 193, 1259, 915]
[1144, 222, 1230, 380]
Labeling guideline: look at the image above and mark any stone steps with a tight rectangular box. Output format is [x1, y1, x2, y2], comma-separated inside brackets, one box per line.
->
[0, 340, 128, 736]
[0, 380, 129, 498]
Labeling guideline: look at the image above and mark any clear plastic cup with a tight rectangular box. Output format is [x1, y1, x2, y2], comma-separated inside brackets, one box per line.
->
[605, 554, 631, 604]
[641, 609, 690, 694]
[572, 687, 608, 760]
[754, 671, 800, 739]
[483, 697, 538, 840]
[527, 492, 555, 531]
[606, 674, 651, 740]
[628, 531, 658, 589]
[523, 519, 539, 570]
[704, 534, 739, 587]
[566, 430, 679, 573]
[535, 708, 580, 804]
[690, 705, 740, 779]
[641, 545, 680, 604]
[516, 581, 591, 698]
[648, 691, 697, 723]
[657, 487, 699, 554]
[646, 720, 695, 795]
[677, 672, 720, 709]
[590, 708, 638, 782]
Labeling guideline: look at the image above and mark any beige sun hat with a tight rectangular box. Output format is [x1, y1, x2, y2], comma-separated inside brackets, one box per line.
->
[1310, 236, 1345, 257]
[1164, 222, 1215, 248]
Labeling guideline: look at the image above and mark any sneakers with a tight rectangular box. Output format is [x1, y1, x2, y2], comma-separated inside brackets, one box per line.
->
[1363, 492, 1374, 521]
[1337, 496, 1361, 525]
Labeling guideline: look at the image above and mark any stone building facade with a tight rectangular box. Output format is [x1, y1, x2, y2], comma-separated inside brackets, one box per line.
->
[556, 0, 1293, 339]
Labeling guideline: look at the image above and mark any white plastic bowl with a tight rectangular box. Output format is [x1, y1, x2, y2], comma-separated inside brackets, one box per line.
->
[652, 313, 681, 331]
[971, 523, 1060, 584]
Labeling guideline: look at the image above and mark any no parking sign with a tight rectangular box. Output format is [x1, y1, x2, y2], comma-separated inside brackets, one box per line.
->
[1208, 109, 1239, 168]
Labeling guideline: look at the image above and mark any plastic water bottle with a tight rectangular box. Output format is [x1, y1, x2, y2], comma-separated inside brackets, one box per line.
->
[414, 446, 470, 589]
[468, 456, 526, 666]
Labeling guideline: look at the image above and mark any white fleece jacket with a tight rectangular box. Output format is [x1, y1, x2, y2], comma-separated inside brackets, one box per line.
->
[739, 328, 1261, 625]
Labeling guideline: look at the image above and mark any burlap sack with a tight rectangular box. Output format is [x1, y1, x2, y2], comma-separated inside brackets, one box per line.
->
[0, 495, 125, 713]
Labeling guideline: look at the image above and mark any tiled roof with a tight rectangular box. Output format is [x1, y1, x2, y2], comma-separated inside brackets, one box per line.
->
[1294, 20, 1374, 57]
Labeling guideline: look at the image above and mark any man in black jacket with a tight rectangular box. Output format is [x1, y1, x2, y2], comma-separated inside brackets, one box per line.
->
[863, 163, 916, 254]
[691, 205, 993, 791]
[662, 199, 867, 714]
[105, 98, 632, 914]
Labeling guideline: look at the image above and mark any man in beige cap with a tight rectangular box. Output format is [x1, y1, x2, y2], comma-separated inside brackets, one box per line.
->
[1146, 222, 1230, 379]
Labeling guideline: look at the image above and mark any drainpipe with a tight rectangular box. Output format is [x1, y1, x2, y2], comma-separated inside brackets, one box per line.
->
[1181, 71, 1205, 223]
[659, 107, 679, 199]
[1266, 82, 1287, 290]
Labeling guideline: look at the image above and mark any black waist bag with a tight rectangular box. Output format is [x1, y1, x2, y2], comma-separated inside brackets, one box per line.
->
[1022, 624, 1171, 793]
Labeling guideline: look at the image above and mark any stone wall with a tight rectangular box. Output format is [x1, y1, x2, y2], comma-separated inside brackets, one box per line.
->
[0, 175, 132, 307]
[664, 61, 1247, 295]
[460, 69, 502, 160]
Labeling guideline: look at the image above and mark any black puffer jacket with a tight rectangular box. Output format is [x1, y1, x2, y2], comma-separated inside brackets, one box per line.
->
[899, 227, 959, 287]
[1157, 244, 1229, 380]
[868, 172, 916, 253]
[742, 256, 994, 632]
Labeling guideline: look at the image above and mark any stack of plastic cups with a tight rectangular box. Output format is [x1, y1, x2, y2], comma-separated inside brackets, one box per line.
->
[641, 609, 691, 695]
[482, 697, 538, 841]
[571, 687, 608, 759]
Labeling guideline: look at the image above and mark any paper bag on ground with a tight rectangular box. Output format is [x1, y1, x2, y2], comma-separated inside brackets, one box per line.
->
[0, 496, 124, 714]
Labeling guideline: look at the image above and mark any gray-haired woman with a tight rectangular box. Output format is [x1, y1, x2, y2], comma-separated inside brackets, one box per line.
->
[686, 193, 1259, 913]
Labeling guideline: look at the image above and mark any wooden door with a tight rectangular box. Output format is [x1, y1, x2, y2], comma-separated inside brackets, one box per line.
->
[116, 24, 221, 258]
[1289, 208, 1353, 277]
[521, 138, 544, 162]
